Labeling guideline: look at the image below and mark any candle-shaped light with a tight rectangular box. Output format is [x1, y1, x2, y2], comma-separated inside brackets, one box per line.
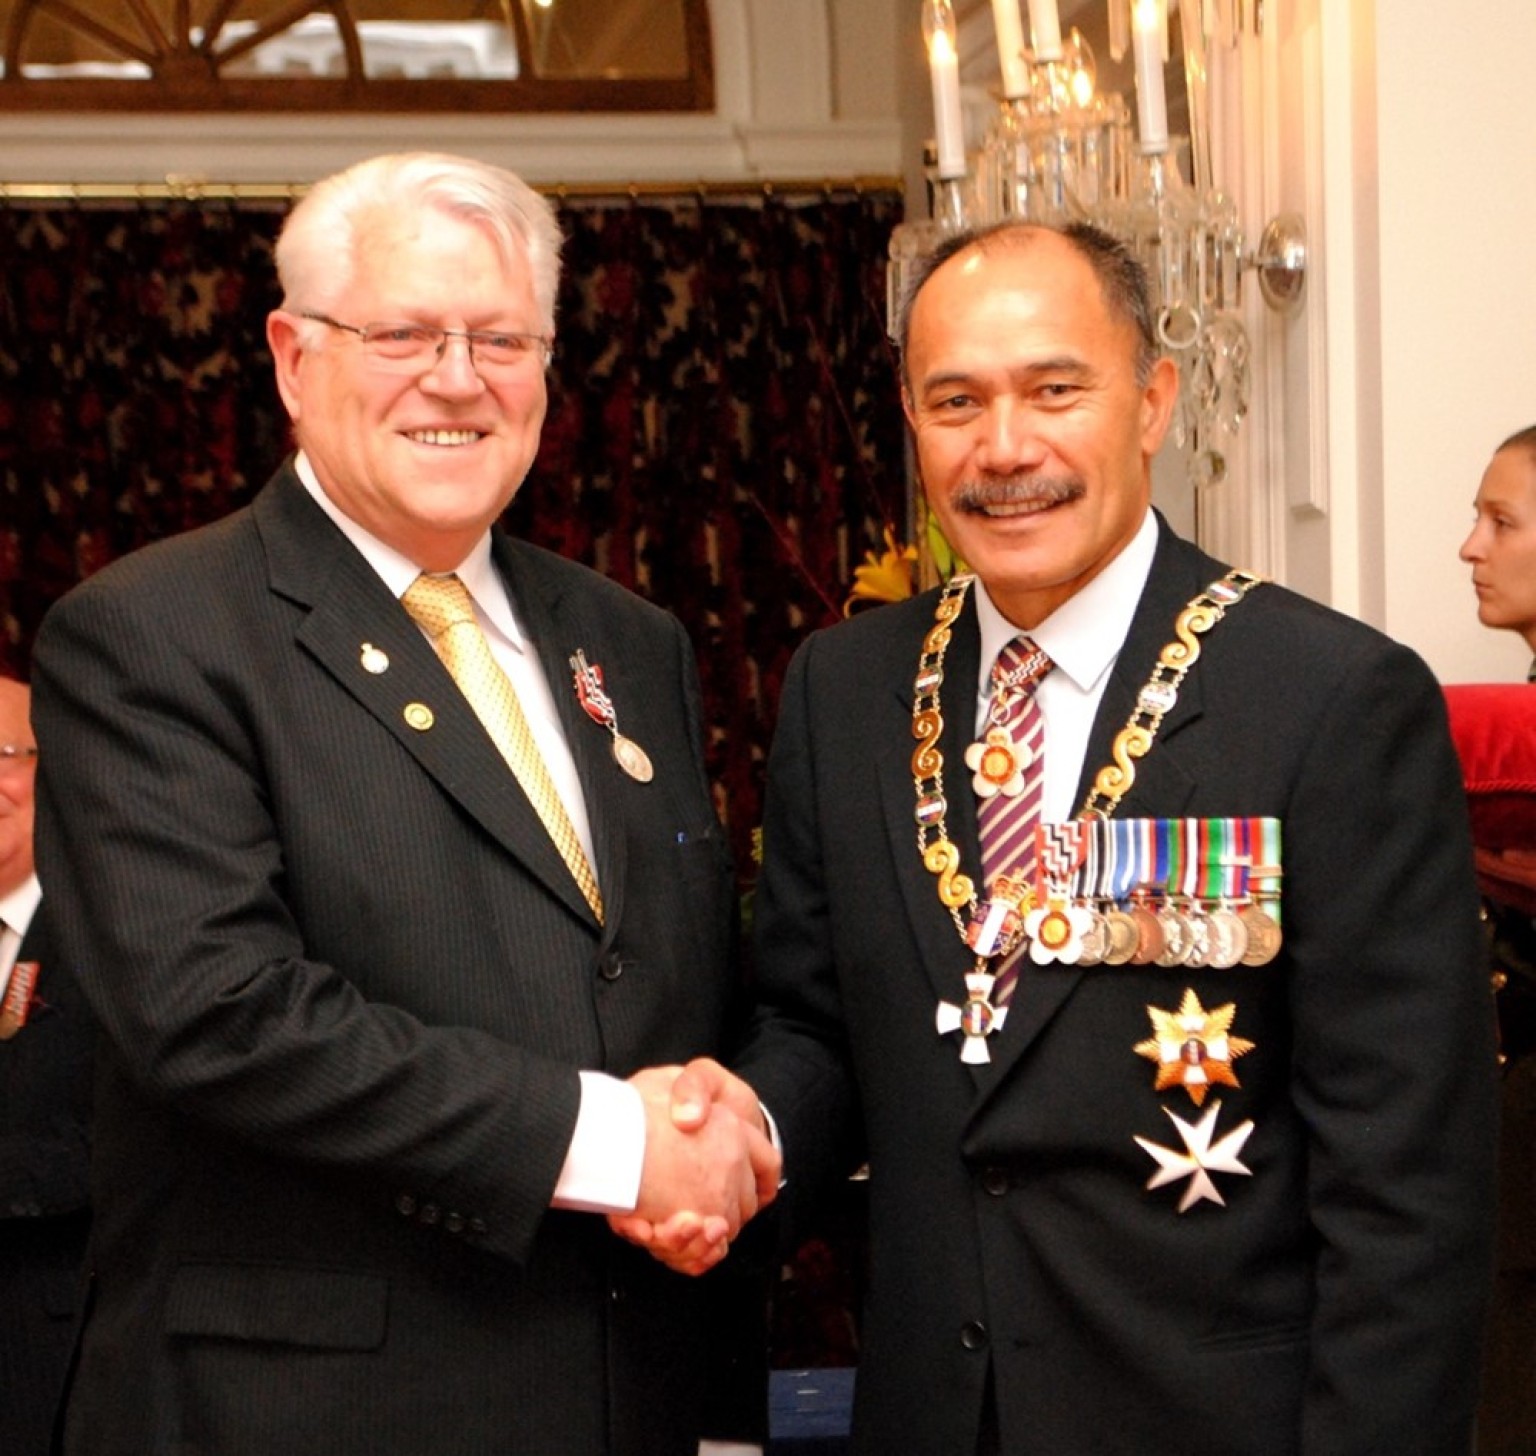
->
[990, 0, 1029, 99]
[1131, 0, 1168, 153]
[1108, 0, 1129, 62]
[1026, 0, 1062, 62]
[923, 0, 967, 180]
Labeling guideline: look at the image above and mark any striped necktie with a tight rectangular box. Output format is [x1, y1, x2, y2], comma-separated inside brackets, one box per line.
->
[402, 573, 603, 923]
[976, 637, 1052, 1007]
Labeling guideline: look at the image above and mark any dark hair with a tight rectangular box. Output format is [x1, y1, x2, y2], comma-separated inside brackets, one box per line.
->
[895, 220, 1159, 387]
[1496, 424, 1536, 466]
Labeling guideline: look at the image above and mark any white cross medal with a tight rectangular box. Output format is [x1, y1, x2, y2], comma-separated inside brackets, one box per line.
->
[936, 967, 1008, 1064]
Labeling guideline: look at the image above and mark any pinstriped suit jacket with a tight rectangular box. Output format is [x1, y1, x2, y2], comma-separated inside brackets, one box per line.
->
[32, 461, 744, 1456]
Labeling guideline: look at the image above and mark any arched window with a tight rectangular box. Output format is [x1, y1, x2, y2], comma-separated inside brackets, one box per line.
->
[0, 1, 713, 112]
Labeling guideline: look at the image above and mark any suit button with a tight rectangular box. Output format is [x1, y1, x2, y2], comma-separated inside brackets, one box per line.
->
[469, 1217, 488, 1236]
[418, 1203, 440, 1226]
[982, 1168, 1009, 1197]
[960, 1321, 988, 1351]
[599, 953, 626, 982]
[395, 1193, 417, 1218]
[445, 1212, 465, 1235]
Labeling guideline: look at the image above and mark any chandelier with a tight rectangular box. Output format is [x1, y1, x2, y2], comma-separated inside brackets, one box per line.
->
[892, 0, 1306, 493]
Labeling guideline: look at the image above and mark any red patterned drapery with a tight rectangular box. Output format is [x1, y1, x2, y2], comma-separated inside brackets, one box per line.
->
[0, 190, 906, 871]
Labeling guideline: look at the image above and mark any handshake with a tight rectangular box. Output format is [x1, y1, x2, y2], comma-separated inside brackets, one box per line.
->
[611, 1059, 779, 1276]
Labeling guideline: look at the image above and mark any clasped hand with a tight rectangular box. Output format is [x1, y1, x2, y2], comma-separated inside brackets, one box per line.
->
[609, 1059, 778, 1276]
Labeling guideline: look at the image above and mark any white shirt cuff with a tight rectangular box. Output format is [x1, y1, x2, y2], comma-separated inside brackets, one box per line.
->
[549, 1071, 645, 1214]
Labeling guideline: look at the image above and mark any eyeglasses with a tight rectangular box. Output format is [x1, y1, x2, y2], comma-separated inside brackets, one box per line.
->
[0, 744, 37, 767]
[300, 313, 553, 375]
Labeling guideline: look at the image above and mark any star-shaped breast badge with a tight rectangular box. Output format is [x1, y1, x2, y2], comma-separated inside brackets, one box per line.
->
[1135, 1101, 1255, 1212]
[1134, 987, 1254, 1105]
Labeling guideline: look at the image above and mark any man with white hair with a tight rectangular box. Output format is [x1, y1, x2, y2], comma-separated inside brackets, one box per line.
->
[33, 153, 775, 1456]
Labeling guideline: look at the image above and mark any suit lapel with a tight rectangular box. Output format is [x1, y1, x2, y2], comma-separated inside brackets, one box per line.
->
[496, 536, 627, 944]
[879, 591, 987, 1021]
[1074, 522, 1214, 817]
[254, 468, 597, 927]
[16, 910, 49, 965]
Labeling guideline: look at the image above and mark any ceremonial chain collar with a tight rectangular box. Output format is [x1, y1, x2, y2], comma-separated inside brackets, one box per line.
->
[910, 567, 1266, 944]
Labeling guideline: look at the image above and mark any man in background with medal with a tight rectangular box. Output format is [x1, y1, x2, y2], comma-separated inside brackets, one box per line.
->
[627, 221, 1497, 1453]
[0, 669, 92, 1455]
[30, 153, 775, 1456]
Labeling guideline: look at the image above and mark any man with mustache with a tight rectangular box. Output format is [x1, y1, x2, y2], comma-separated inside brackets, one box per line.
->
[627, 220, 1498, 1453]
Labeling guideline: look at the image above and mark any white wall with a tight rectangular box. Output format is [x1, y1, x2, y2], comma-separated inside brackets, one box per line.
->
[1375, 0, 1536, 683]
[1312, 0, 1536, 684]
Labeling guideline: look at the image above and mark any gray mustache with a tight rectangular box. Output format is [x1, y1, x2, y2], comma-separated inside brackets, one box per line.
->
[952, 475, 1086, 512]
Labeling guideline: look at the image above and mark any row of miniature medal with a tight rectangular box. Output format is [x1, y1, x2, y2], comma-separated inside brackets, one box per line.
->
[963, 815, 1284, 971]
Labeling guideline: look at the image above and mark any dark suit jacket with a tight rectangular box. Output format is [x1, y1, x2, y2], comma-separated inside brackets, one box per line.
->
[737, 521, 1498, 1455]
[32, 462, 746, 1456]
[0, 902, 93, 1456]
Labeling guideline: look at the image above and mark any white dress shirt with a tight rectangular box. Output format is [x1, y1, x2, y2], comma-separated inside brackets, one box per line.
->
[970, 507, 1158, 821]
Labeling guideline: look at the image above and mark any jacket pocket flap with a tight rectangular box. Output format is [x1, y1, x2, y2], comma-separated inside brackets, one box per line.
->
[166, 1263, 388, 1350]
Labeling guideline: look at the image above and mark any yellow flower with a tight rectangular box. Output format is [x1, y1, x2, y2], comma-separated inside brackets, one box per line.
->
[845, 527, 918, 615]
[927, 512, 963, 581]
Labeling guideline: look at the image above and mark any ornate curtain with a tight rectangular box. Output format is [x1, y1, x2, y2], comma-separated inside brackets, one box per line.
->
[0, 190, 906, 870]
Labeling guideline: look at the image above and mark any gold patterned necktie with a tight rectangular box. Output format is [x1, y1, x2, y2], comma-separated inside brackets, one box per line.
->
[401, 572, 604, 923]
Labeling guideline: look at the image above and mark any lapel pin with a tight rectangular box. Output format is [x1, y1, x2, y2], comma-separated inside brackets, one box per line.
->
[403, 702, 434, 732]
[360, 643, 390, 674]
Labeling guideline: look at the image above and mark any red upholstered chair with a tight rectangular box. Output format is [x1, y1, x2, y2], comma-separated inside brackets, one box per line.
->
[1444, 684, 1536, 917]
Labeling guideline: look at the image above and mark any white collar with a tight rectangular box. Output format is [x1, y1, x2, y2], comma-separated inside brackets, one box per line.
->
[0, 872, 41, 939]
[294, 452, 526, 650]
[972, 508, 1158, 693]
